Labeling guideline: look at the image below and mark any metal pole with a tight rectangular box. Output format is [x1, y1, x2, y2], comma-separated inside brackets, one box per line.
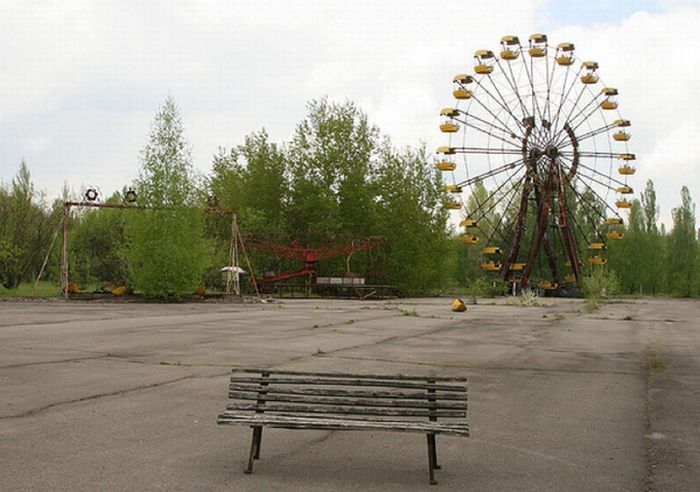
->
[32, 229, 59, 296]
[226, 214, 234, 294]
[225, 212, 241, 296]
[61, 203, 69, 298]
[233, 213, 240, 296]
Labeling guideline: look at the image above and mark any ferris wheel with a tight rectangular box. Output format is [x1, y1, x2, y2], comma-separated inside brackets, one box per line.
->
[438, 34, 636, 290]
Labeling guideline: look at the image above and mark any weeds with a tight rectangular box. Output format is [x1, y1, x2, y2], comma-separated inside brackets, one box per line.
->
[581, 267, 620, 311]
[507, 288, 549, 307]
[464, 277, 506, 304]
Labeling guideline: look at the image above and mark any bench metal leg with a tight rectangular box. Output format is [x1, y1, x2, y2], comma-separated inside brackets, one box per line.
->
[254, 427, 263, 459]
[426, 434, 438, 485]
[429, 434, 441, 469]
[244, 427, 262, 474]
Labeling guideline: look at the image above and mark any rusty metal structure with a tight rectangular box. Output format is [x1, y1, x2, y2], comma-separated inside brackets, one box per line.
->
[438, 35, 635, 291]
[59, 189, 239, 298]
[244, 236, 387, 295]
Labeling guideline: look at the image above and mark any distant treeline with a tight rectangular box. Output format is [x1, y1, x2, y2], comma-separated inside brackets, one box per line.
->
[0, 97, 450, 296]
[0, 97, 698, 297]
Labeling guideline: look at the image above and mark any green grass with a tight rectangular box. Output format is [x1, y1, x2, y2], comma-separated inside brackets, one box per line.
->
[0, 281, 61, 297]
[0, 280, 103, 298]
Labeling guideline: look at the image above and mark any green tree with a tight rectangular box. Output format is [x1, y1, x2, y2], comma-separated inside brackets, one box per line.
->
[0, 161, 56, 288]
[667, 186, 697, 297]
[373, 144, 451, 294]
[206, 131, 289, 286]
[69, 192, 129, 285]
[286, 98, 378, 244]
[640, 180, 665, 294]
[641, 179, 659, 234]
[124, 97, 209, 298]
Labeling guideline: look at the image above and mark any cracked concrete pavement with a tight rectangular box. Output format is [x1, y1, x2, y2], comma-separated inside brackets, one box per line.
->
[1, 297, 698, 491]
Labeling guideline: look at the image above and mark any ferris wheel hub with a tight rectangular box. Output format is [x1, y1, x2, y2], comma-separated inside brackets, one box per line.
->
[545, 145, 559, 159]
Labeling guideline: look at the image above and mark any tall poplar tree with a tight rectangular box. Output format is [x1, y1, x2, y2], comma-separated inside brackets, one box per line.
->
[667, 186, 697, 297]
[125, 97, 208, 298]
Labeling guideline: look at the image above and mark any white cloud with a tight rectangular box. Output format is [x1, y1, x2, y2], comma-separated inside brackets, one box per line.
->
[0, 0, 698, 230]
[546, 5, 700, 225]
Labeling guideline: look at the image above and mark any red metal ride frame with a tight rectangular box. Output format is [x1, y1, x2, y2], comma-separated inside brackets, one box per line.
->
[244, 237, 386, 286]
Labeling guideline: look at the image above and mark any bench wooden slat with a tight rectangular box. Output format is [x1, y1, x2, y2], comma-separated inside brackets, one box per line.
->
[229, 384, 468, 401]
[229, 376, 466, 392]
[234, 367, 467, 382]
[217, 413, 470, 436]
[225, 402, 466, 418]
[229, 391, 467, 410]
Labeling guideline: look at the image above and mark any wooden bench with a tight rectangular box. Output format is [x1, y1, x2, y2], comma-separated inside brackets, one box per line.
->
[217, 368, 469, 485]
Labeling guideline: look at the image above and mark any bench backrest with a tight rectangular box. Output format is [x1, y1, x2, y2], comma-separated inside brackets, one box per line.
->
[227, 368, 467, 423]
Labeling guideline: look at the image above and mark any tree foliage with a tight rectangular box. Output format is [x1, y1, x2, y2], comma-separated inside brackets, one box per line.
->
[0, 161, 57, 288]
[667, 186, 697, 297]
[69, 192, 129, 286]
[124, 97, 209, 298]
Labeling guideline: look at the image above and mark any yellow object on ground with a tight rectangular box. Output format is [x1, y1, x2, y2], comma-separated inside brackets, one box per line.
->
[111, 284, 130, 296]
[195, 282, 206, 296]
[451, 298, 467, 312]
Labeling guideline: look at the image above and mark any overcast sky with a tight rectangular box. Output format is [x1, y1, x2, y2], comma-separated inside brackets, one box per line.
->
[1, 0, 698, 227]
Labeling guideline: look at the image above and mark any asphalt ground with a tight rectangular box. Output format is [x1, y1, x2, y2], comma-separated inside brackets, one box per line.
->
[1, 297, 698, 491]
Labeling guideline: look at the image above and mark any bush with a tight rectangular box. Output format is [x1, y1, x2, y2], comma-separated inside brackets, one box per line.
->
[464, 277, 506, 303]
[580, 267, 620, 310]
[125, 208, 209, 298]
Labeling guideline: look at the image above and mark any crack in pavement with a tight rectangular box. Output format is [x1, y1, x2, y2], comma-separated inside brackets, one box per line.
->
[2, 321, 458, 420]
[1, 371, 230, 420]
[643, 348, 661, 492]
[316, 354, 644, 376]
[0, 354, 112, 370]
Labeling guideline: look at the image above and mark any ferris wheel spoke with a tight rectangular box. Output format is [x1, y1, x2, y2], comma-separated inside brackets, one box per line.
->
[520, 169, 557, 285]
[465, 165, 524, 220]
[458, 111, 522, 143]
[567, 176, 622, 224]
[558, 83, 589, 131]
[566, 98, 605, 135]
[469, 93, 526, 140]
[485, 177, 524, 246]
[454, 115, 522, 148]
[544, 53, 557, 130]
[470, 174, 525, 244]
[520, 52, 545, 123]
[561, 122, 616, 144]
[564, 182, 606, 239]
[457, 159, 525, 187]
[559, 150, 622, 159]
[497, 58, 530, 119]
[482, 75, 527, 133]
[562, 157, 628, 187]
[556, 161, 582, 282]
[501, 176, 532, 280]
[454, 147, 522, 156]
[567, 199, 597, 246]
[565, 92, 600, 127]
[558, 156, 616, 192]
[471, 80, 526, 135]
[550, 65, 581, 134]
